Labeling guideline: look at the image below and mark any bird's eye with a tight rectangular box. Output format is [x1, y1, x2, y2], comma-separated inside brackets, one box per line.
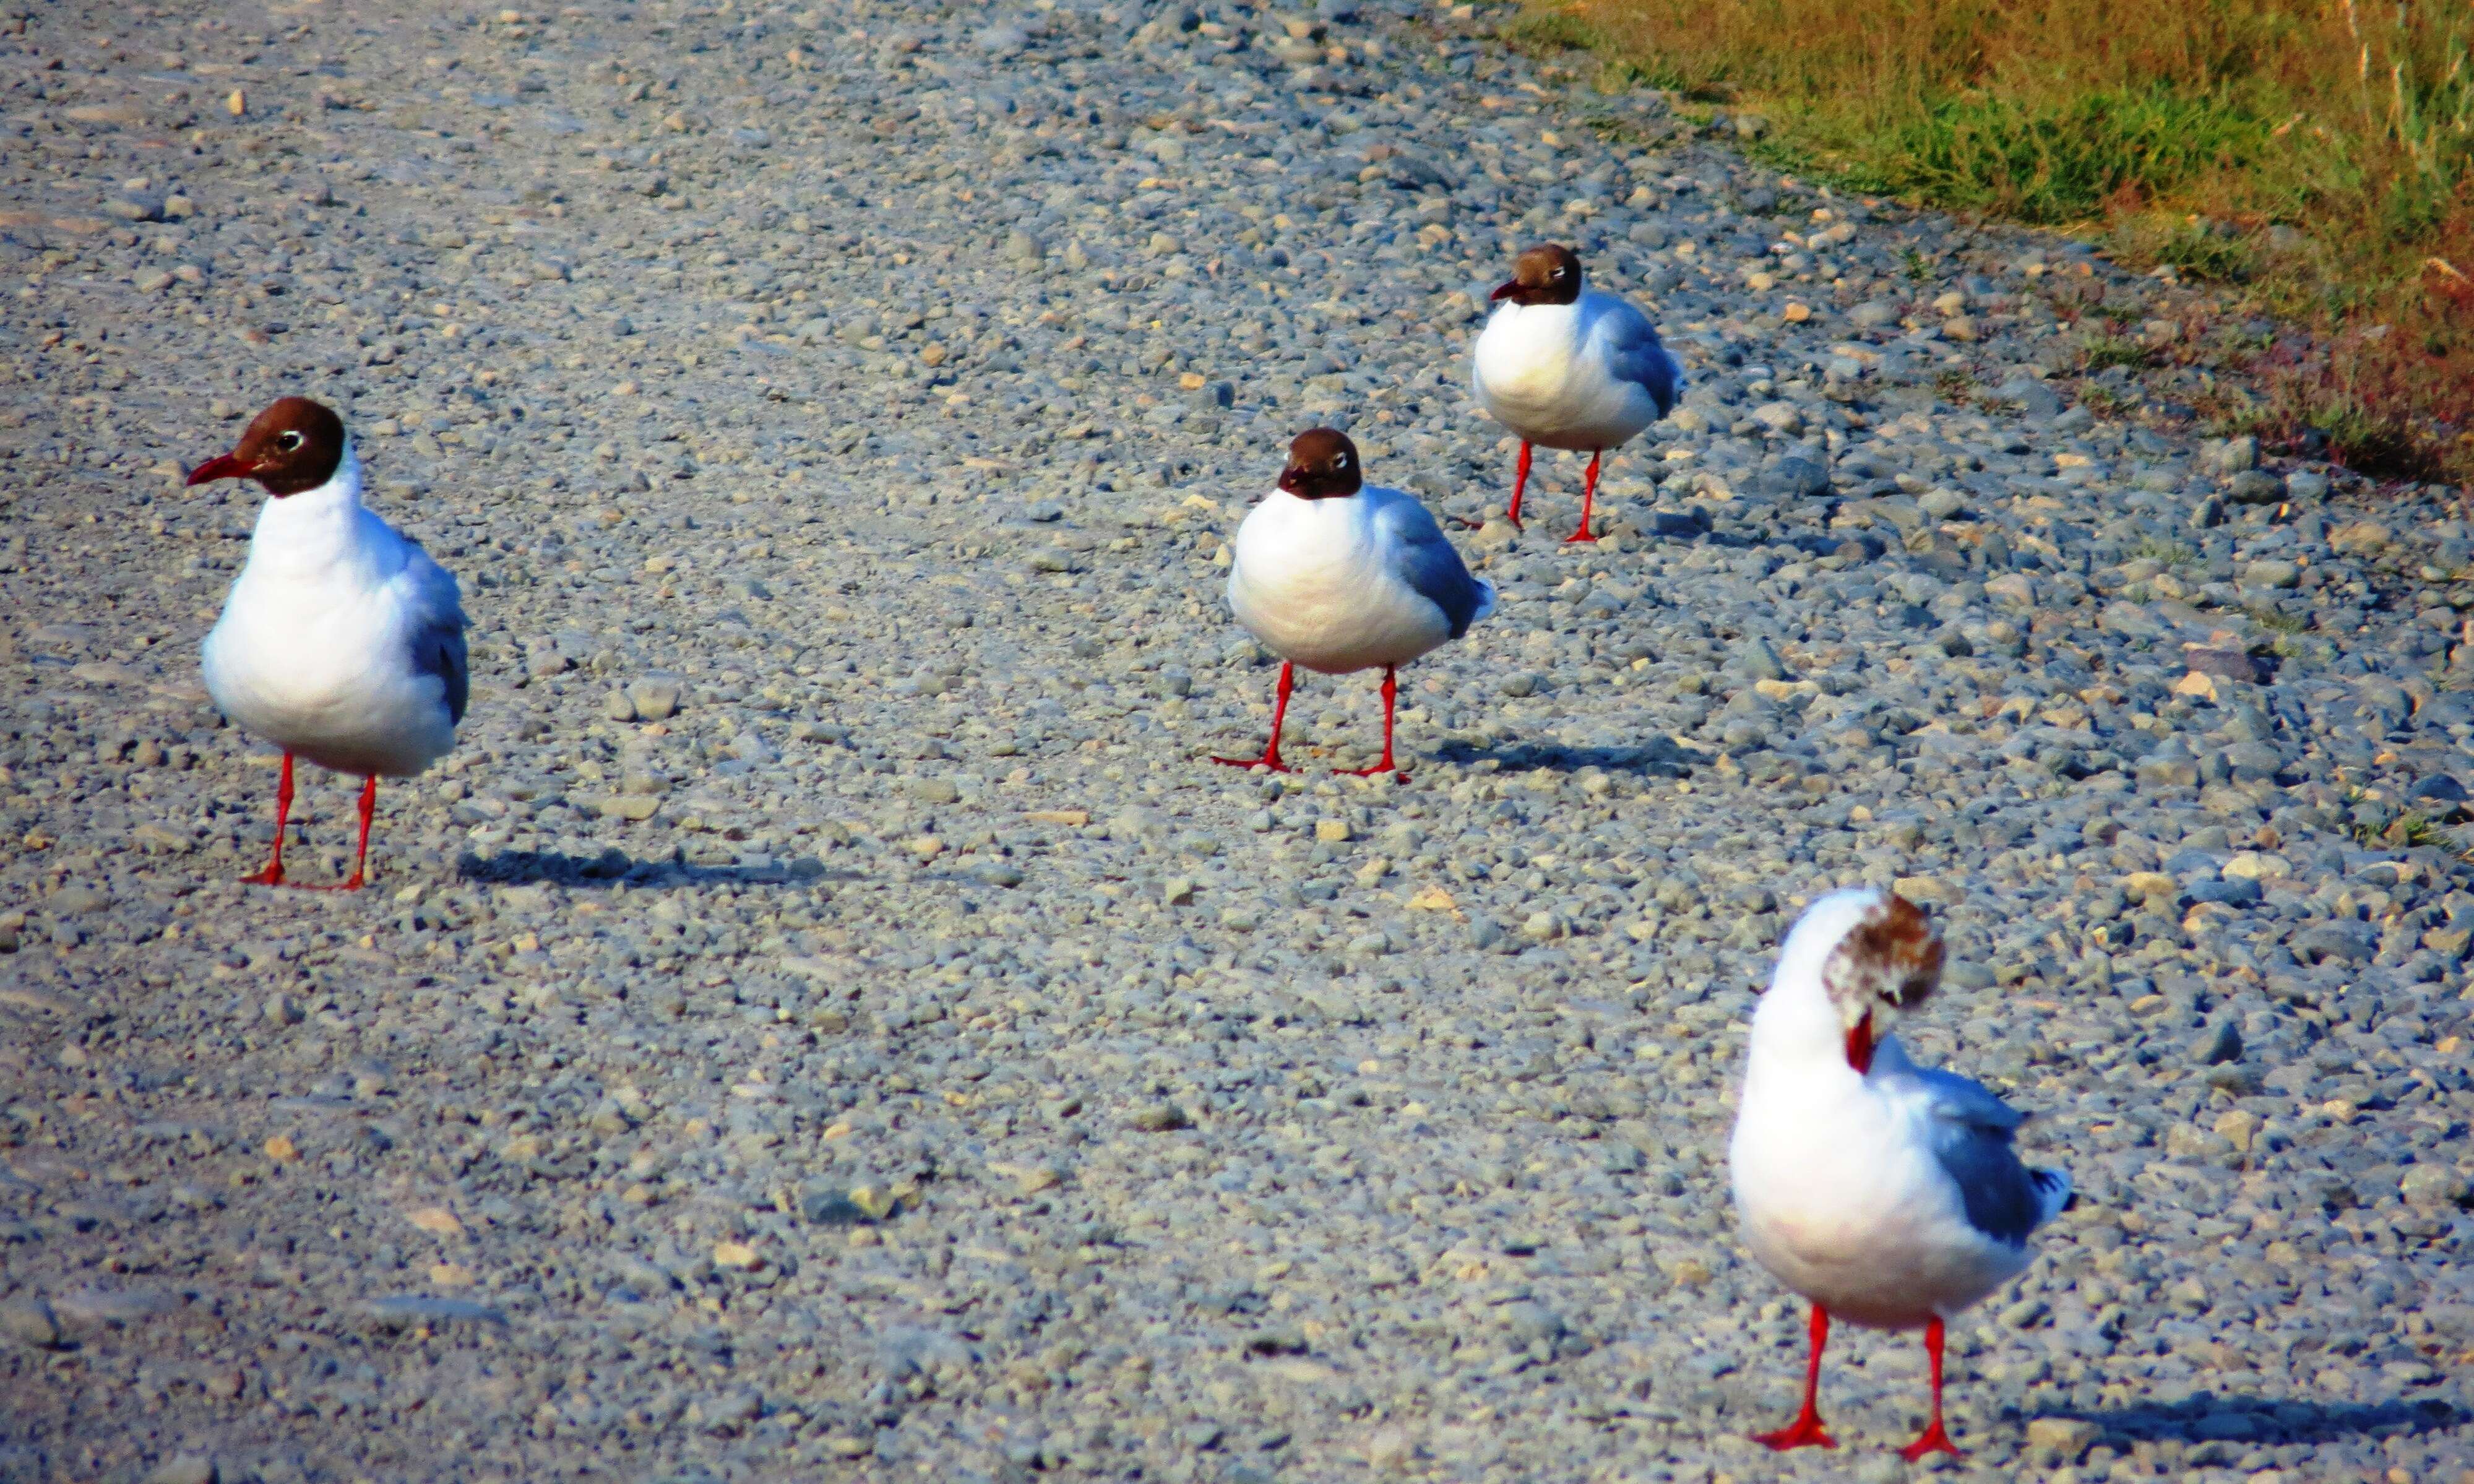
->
[278, 431, 303, 451]
[1551, 266, 1568, 278]
[1335, 454, 1350, 468]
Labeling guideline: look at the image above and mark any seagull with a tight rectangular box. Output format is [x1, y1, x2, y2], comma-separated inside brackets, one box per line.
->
[1728, 887, 2071, 1459]
[189, 396, 469, 891]
[1215, 428, 1494, 780]
[1471, 243, 1681, 543]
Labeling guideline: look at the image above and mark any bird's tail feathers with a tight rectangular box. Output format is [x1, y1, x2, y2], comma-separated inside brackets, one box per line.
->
[2029, 1167, 2072, 1225]
[1470, 577, 1499, 626]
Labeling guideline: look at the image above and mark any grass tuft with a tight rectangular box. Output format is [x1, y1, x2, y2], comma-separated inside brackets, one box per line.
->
[1526, 0, 2474, 484]
[2116, 218, 2258, 282]
[2080, 333, 2157, 373]
[1874, 88, 2270, 226]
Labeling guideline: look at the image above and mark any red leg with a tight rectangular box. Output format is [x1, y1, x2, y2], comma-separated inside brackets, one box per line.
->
[308, 776, 378, 892]
[242, 752, 295, 887]
[1753, 1303, 1837, 1451]
[1212, 661, 1296, 773]
[1337, 666, 1403, 779]
[1896, 1316, 1963, 1461]
[1564, 449, 1603, 545]
[1506, 440, 1532, 530]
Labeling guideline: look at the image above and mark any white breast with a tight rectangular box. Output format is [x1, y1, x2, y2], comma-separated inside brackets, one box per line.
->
[1225, 490, 1452, 675]
[1729, 1057, 2030, 1329]
[203, 473, 458, 779]
[1472, 296, 1660, 452]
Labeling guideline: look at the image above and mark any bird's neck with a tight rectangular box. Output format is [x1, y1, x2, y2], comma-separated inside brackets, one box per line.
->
[1498, 297, 1579, 322]
[1258, 488, 1366, 523]
[249, 445, 370, 567]
[1749, 958, 1875, 1081]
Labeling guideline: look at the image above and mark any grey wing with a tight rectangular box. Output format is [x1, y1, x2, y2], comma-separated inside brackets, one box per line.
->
[1600, 300, 1683, 415]
[1374, 493, 1492, 639]
[1908, 1061, 2025, 1136]
[418, 619, 470, 725]
[1910, 1061, 2052, 1246]
[405, 553, 470, 725]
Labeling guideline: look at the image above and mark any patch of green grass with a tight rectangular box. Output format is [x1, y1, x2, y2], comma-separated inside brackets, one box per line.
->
[2080, 333, 2156, 373]
[2132, 538, 2196, 566]
[2303, 398, 2446, 483]
[2078, 384, 2132, 418]
[2243, 605, 2309, 634]
[1866, 87, 2272, 226]
[1929, 368, 1980, 406]
[1504, 8, 1604, 54]
[1580, 110, 1680, 147]
[2347, 801, 2468, 858]
[2152, 224, 2256, 282]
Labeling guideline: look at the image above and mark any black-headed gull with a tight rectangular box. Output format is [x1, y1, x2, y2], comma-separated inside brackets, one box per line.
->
[1472, 243, 1681, 543]
[189, 397, 469, 891]
[1214, 428, 1494, 780]
[1729, 887, 2071, 1459]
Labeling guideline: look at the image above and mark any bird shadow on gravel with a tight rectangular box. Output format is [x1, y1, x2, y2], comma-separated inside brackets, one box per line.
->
[1431, 740, 1700, 777]
[454, 848, 855, 891]
[2061, 1393, 2462, 1447]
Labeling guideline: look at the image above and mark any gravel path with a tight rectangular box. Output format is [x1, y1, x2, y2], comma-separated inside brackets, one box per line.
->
[6, 2, 2474, 1482]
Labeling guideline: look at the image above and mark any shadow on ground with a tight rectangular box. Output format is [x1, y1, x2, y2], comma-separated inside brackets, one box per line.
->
[1431, 740, 1701, 777]
[456, 848, 850, 889]
[2064, 1394, 2461, 1447]
[455, 848, 1031, 893]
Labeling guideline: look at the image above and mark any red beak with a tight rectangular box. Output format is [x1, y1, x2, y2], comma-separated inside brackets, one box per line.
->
[1489, 280, 1520, 303]
[186, 452, 248, 486]
[1277, 467, 1304, 494]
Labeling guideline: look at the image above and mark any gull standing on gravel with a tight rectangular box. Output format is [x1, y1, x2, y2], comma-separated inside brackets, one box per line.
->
[1728, 887, 2071, 1459]
[189, 397, 469, 891]
[1472, 243, 1681, 543]
[1215, 428, 1494, 780]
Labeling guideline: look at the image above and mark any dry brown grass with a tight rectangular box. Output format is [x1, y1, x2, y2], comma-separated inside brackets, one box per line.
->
[1514, 0, 2474, 483]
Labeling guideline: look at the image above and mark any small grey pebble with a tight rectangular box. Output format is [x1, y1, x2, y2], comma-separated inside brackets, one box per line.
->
[1130, 1103, 1192, 1132]
[2193, 1019, 2243, 1066]
[1, 1296, 62, 1349]
[625, 675, 685, 721]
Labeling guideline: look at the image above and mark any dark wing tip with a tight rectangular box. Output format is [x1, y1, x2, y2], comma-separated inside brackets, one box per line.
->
[416, 624, 470, 727]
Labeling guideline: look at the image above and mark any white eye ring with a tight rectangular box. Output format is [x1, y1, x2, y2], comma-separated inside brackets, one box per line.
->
[1335, 454, 1350, 467]
[278, 431, 303, 450]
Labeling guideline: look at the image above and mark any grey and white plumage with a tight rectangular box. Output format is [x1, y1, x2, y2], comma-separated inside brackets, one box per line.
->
[1600, 297, 1684, 422]
[1473, 278, 1682, 453]
[1371, 491, 1492, 642]
[202, 439, 469, 780]
[1226, 481, 1496, 676]
[1730, 887, 2069, 1331]
[1212, 428, 1495, 779]
[1866, 1038, 2072, 1249]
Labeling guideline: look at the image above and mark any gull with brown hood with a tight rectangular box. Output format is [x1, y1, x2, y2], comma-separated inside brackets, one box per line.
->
[1214, 428, 1494, 780]
[1728, 887, 2072, 1459]
[189, 396, 468, 891]
[1472, 243, 1682, 543]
